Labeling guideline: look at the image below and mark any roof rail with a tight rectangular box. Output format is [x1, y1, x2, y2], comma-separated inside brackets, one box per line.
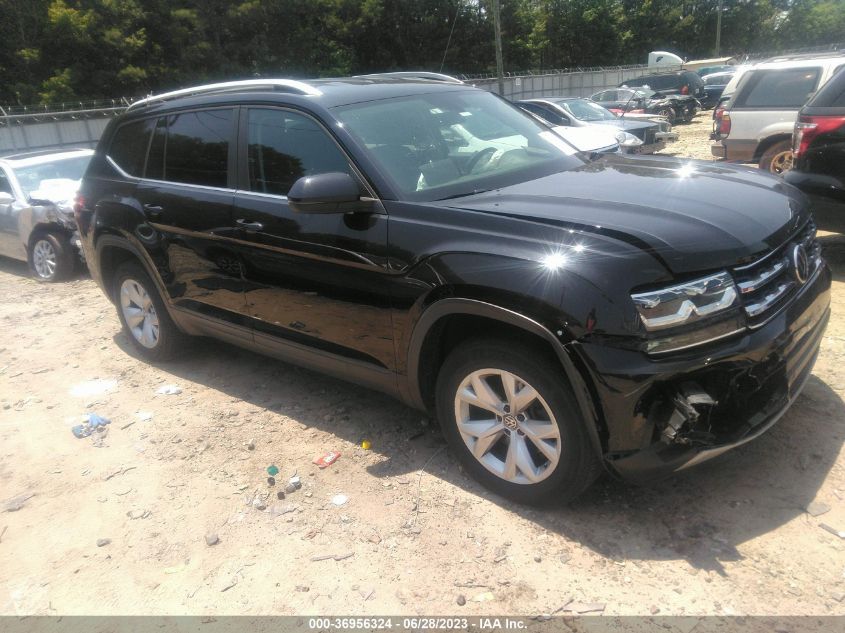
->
[127, 79, 322, 110]
[355, 71, 464, 84]
[761, 50, 845, 63]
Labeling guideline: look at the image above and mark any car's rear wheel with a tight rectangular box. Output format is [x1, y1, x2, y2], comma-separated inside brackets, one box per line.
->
[113, 260, 183, 361]
[759, 140, 793, 175]
[435, 338, 601, 504]
[28, 232, 74, 282]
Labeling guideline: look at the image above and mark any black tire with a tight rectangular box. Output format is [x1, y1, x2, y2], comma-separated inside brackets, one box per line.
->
[435, 338, 602, 505]
[759, 140, 793, 175]
[28, 232, 74, 282]
[113, 260, 183, 361]
[683, 104, 698, 123]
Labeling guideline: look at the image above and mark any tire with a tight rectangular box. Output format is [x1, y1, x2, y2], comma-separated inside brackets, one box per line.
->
[759, 140, 793, 175]
[113, 260, 183, 361]
[435, 338, 602, 505]
[655, 107, 675, 125]
[683, 104, 698, 123]
[28, 232, 74, 282]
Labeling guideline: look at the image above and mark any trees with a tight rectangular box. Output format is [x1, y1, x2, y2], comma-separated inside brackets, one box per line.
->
[1, 0, 843, 106]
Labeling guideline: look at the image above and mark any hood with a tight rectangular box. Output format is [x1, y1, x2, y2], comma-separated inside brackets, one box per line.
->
[438, 155, 808, 275]
[591, 119, 655, 133]
[552, 125, 619, 154]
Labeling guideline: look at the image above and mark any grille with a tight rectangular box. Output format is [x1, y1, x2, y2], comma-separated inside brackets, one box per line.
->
[643, 128, 656, 145]
[732, 219, 822, 327]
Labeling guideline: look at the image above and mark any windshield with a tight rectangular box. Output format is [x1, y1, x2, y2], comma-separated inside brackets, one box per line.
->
[558, 99, 617, 121]
[334, 90, 583, 201]
[13, 155, 90, 198]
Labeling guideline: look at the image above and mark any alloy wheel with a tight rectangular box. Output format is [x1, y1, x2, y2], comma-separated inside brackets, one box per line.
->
[769, 150, 793, 175]
[120, 278, 160, 349]
[32, 239, 57, 279]
[453, 368, 562, 485]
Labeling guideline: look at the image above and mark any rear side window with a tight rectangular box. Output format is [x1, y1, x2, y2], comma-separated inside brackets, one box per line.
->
[739, 68, 821, 108]
[0, 170, 12, 195]
[109, 118, 155, 177]
[164, 109, 233, 187]
[247, 108, 351, 196]
[521, 103, 566, 126]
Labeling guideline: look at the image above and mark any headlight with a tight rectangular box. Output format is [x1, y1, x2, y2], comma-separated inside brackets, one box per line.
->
[631, 272, 743, 354]
[615, 131, 643, 147]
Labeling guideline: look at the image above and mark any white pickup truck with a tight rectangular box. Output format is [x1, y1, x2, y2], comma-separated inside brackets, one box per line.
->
[711, 54, 845, 173]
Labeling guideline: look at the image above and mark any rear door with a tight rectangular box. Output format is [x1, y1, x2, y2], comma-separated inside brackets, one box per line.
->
[230, 106, 395, 372]
[0, 167, 24, 259]
[135, 108, 247, 326]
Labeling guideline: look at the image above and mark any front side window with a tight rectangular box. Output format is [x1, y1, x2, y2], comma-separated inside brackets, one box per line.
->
[246, 109, 351, 196]
[335, 90, 583, 201]
[520, 103, 566, 126]
[12, 156, 91, 198]
[0, 170, 13, 195]
[740, 68, 821, 108]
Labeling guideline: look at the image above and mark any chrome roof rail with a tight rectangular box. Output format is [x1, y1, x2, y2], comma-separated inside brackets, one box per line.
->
[355, 72, 465, 84]
[127, 79, 322, 110]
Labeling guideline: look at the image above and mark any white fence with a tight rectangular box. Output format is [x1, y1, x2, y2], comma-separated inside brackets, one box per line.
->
[467, 64, 681, 100]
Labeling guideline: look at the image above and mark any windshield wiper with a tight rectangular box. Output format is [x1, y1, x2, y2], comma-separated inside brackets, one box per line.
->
[437, 189, 491, 201]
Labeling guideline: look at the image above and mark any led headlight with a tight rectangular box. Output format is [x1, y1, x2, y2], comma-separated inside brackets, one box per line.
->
[615, 131, 643, 148]
[631, 272, 743, 353]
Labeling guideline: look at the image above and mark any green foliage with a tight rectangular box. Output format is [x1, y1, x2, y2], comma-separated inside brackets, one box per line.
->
[1, 0, 843, 105]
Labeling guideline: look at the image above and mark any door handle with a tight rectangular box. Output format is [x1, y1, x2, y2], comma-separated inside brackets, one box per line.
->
[236, 219, 264, 232]
[143, 204, 163, 220]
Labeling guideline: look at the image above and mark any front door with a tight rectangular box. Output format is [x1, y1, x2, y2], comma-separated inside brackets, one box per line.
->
[135, 108, 247, 326]
[231, 107, 394, 371]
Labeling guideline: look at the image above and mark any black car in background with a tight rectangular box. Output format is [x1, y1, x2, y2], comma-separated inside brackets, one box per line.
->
[517, 97, 678, 154]
[591, 87, 699, 124]
[785, 66, 845, 225]
[622, 70, 707, 99]
[77, 76, 829, 504]
[700, 71, 735, 109]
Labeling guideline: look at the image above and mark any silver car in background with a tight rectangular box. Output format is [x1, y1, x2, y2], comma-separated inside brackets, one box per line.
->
[0, 149, 93, 281]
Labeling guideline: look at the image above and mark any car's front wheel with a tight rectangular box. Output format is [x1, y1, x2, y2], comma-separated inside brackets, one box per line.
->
[435, 338, 601, 504]
[113, 260, 183, 361]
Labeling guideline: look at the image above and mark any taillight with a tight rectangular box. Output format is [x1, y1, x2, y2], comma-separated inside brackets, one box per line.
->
[793, 114, 845, 158]
[73, 193, 86, 222]
[681, 85, 689, 95]
[719, 112, 731, 136]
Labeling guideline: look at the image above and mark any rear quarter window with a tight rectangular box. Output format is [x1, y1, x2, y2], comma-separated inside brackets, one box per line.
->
[738, 68, 821, 108]
[108, 118, 155, 177]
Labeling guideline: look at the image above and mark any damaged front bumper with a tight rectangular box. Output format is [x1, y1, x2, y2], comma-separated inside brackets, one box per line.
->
[577, 263, 831, 484]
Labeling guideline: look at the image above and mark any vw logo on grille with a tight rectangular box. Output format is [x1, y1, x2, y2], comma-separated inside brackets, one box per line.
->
[792, 243, 811, 284]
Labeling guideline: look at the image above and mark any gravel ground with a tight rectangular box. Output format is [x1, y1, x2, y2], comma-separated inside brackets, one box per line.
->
[2, 115, 845, 618]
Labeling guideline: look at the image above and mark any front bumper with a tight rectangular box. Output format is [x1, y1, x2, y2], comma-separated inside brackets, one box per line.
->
[627, 140, 667, 155]
[577, 262, 831, 484]
[655, 131, 679, 143]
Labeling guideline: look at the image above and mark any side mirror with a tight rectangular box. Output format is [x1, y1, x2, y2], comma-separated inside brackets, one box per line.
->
[287, 172, 364, 214]
[0, 191, 14, 205]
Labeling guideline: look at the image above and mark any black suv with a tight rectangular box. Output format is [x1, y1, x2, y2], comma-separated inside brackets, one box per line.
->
[785, 66, 845, 225]
[76, 77, 831, 504]
[621, 70, 706, 100]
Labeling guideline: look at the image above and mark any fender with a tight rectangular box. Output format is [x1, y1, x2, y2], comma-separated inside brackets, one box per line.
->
[403, 297, 605, 459]
[95, 233, 168, 303]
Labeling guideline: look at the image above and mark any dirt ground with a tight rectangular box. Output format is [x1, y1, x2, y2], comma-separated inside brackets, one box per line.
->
[2, 114, 845, 618]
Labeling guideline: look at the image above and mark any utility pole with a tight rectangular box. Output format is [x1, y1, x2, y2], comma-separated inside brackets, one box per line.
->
[492, 0, 504, 95]
[715, 0, 723, 56]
